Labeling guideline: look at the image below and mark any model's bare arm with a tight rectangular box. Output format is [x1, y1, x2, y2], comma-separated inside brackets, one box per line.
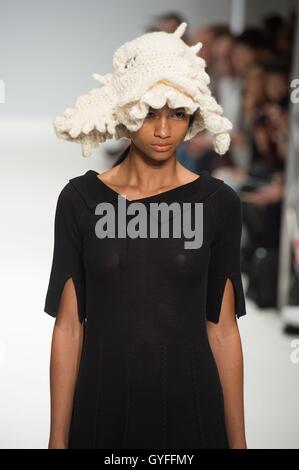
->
[48, 278, 84, 449]
[206, 278, 247, 449]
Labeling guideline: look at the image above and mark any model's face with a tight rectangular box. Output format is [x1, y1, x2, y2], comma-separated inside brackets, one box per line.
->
[128, 104, 191, 161]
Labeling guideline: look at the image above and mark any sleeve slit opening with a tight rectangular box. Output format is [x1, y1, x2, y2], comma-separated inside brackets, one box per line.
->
[206, 274, 247, 324]
[44, 273, 86, 324]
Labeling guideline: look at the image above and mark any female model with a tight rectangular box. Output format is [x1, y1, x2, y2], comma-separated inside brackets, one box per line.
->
[43, 23, 247, 449]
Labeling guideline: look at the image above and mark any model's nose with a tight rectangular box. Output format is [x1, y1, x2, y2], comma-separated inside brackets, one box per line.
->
[154, 117, 171, 138]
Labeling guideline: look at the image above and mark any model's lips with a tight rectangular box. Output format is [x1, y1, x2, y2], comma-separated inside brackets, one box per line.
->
[150, 144, 172, 151]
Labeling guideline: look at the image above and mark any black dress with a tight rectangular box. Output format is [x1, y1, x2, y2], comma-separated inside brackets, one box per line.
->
[43, 167, 247, 449]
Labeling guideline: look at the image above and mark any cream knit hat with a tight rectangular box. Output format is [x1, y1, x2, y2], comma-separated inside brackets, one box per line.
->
[54, 22, 233, 157]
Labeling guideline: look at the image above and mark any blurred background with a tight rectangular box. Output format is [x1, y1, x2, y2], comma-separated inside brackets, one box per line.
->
[1, 0, 299, 449]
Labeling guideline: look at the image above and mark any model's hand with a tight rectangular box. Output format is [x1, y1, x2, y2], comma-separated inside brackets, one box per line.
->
[229, 439, 247, 449]
[48, 439, 68, 449]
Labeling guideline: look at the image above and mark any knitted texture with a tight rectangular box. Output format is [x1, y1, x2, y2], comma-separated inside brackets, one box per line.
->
[54, 22, 233, 157]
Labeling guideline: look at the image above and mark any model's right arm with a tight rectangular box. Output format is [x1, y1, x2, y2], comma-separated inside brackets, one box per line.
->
[43, 184, 86, 448]
[48, 278, 84, 449]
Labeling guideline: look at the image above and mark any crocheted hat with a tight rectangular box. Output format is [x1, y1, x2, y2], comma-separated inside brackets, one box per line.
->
[54, 22, 233, 157]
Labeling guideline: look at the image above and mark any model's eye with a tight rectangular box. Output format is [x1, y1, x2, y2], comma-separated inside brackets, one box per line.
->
[145, 109, 186, 120]
[173, 110, 186, 119]
[145, 110, 156, 118]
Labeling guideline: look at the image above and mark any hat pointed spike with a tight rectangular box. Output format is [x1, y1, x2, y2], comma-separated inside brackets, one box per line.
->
[190, 41, 203, 54]
[92, 73, 107, 84]
[173, 22, 187, 38]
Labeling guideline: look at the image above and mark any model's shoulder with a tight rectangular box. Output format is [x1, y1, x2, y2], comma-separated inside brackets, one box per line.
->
[68, 169, 95, 189]
[66, 169, 100, 211]
[202, 177, 241, 229]
[191, 171, 223, 202]
[57, 170, 93, 210]
[206, 176, 241, 207]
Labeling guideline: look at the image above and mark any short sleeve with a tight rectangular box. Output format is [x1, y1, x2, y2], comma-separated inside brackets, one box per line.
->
[43, 183, 86, 323]
[206, 184, 247, 324]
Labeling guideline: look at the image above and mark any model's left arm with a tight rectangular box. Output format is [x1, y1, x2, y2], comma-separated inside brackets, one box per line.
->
[205, 184, 247, 449]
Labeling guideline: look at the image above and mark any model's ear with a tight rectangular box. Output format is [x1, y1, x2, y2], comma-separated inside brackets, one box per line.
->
[53, 77, 118, 157]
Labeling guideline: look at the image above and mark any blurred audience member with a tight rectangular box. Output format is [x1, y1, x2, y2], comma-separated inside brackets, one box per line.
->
[191, 24, 230, 69]
[151, 11, 191, 44]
